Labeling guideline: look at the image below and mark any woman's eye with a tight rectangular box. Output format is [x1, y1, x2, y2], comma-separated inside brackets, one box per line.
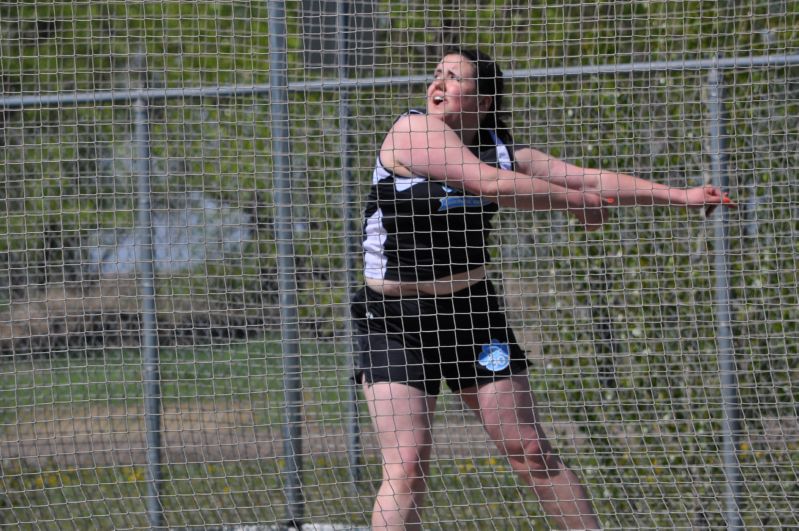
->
[432, 71, 460, 82]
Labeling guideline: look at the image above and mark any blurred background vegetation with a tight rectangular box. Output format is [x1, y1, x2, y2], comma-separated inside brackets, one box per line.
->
[0, 0, 797, 528]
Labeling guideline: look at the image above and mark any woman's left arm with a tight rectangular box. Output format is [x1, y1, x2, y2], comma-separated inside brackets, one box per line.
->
[515, 146, 732, 209]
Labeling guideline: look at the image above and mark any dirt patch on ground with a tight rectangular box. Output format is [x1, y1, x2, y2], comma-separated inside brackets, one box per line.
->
[5, 401, 289, 468]
[0, 397, 592, 469]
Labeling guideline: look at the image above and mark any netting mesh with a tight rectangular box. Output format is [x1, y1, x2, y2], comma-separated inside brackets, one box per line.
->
[1, 1, 797, 529]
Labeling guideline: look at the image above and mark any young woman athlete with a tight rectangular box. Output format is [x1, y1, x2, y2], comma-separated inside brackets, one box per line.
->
[351, 48, 732, 530]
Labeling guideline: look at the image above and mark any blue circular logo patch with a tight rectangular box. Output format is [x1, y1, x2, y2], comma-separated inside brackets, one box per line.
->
[478, 340, 511, 372]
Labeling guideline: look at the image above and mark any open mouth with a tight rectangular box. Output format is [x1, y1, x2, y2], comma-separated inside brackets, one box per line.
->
[432, 95, 445, 104]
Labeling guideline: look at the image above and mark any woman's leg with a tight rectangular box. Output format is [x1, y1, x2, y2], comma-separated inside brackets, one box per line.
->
[363, 380, 438, 531]
[459, 374, 601, 530]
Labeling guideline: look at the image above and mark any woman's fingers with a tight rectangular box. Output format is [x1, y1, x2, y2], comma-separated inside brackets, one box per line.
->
[704, 189, 736, 217]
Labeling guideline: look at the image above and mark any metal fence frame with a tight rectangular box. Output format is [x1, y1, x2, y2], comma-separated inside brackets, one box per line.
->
[3, 43, 799, 529]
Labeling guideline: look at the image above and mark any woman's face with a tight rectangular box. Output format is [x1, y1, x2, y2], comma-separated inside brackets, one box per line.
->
[427, 54, 492, 132]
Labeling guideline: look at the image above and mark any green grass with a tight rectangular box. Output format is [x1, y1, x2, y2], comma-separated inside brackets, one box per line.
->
[2, 340, 798, 529]
[0, 453, 563, 529]
[0, 340, 351, 427]
[0, 339, 376, 528]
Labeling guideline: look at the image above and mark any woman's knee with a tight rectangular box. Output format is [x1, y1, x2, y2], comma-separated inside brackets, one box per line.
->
[502, 437, 561, 474]
[382, 459, 429, 490]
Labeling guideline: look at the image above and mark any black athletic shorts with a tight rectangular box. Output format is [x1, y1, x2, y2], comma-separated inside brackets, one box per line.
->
[350, 279, 530, 395]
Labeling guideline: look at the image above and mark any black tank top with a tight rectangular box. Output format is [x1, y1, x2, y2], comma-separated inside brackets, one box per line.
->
[361, 110, 514, 282]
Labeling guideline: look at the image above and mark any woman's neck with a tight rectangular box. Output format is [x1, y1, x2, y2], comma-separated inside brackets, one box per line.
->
[457, 127, 480, 147]
[440, 112, 483, 146]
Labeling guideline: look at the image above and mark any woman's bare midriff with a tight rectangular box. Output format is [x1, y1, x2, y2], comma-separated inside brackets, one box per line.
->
[365, 266, 487, 296]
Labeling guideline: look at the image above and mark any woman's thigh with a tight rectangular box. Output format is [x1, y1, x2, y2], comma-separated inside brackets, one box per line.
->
[363, 381, 438, 464]
[458, 374, 552, 454]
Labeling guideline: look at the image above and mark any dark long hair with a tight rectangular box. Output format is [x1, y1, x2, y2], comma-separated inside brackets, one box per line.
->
[442, 47, 509, 132]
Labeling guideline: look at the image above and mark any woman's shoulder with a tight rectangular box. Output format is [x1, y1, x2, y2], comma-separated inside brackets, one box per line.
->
[388, 110, 449, 137]
[389, 108, 425, 125]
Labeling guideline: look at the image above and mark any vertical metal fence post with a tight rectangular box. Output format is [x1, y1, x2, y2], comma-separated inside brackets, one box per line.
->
[268, 0, 304, 528]
[707, 64, 743, 531]
[336, 0, 363, 486]
[133, 93, 164, 529]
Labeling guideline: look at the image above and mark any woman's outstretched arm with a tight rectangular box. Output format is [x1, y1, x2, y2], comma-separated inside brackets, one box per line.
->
[514, 146, 733, 209]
